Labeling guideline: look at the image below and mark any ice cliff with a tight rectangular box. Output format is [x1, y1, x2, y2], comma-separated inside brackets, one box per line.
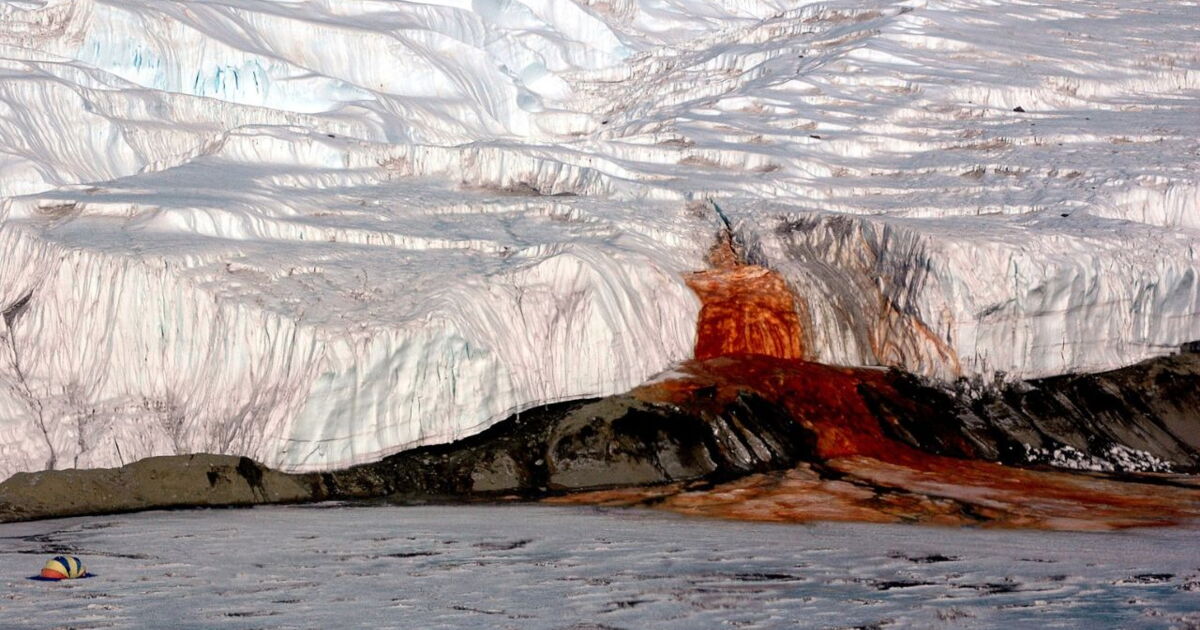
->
[0, 0, 1197, 477]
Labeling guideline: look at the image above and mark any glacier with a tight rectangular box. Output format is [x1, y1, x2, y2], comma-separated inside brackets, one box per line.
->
[0, 0, 1198, 478]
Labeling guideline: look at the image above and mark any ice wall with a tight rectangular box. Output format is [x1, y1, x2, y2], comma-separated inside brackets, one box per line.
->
[0, 178, 705, 475]
[738, 209, 1200, 380]
[1, 0, 1198, 476]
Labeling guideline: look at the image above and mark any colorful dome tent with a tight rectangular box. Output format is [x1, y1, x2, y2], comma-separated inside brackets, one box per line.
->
[35, 556, 90, 580]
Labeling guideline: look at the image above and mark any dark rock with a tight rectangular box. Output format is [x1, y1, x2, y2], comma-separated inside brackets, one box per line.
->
[0, 389, 810, 522]
[1120, 573, 1173, 584]
[544, 392, 810, 490]
[327, 391, 810, 499]
[0, 454, 319, 522]
[876, 580, 935, 590]
[2, 353, 1199, 522]
[871, 354, 1200, 471]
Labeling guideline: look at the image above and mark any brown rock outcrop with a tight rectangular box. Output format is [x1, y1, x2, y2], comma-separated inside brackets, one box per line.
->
[0, 455, 316, 522]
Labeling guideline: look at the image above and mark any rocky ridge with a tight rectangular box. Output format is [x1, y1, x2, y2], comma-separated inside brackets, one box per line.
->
[3, 351, 1199, 528]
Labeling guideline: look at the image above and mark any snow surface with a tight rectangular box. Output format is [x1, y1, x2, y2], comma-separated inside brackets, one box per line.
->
[1, 504, 1199, 629]
[1023, 443, 1175, 474]
[1, 0, 1199, 476]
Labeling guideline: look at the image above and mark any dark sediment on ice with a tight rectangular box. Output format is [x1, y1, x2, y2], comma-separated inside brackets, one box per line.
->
[2, 353, 1199, 525]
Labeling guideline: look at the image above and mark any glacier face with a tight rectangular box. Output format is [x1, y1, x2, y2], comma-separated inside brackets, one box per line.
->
[0, 0, 1198, 477]
[0, 170, 705, 474]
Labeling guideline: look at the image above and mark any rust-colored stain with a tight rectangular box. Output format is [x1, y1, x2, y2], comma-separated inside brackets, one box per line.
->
[552, 355, 1200, 529]
[547, 245, 1200, 531]
[685, 239, 805, 361]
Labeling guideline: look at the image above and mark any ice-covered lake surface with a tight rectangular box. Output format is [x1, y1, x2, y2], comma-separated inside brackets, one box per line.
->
[1, 505, 1198, 629]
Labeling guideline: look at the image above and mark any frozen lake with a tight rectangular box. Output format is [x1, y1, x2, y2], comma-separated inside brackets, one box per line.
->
[2, 504, 1198, 629]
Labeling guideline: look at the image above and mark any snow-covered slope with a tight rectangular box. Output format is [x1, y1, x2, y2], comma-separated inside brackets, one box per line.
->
[1, 0, 1198, 477]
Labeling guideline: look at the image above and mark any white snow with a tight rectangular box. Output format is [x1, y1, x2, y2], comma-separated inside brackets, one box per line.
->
[1, 504, 1199, 628]
[1, 0, 1199, 476]
[1023, 443, 1175, 474]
